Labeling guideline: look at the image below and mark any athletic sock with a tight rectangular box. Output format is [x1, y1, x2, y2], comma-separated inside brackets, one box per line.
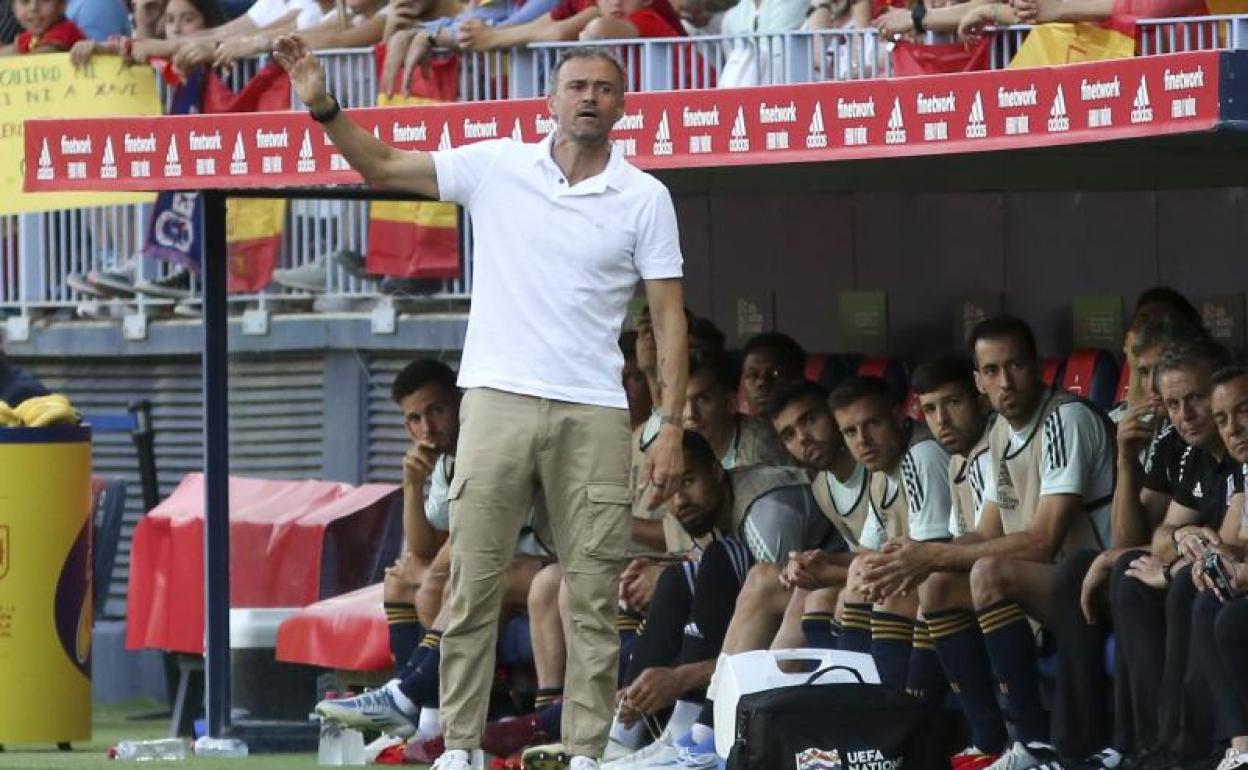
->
[397, 630, 443, 706]
[536, 702, 563, 738]
[870, 610, 915, 691]
[384, 603, 423, 676]
[608, 715, 644, 750]
[532, 688, 564, 740]
[905, 620, 949, 708]
[927, 608, 1008, 754]
[618, 608, 644, 681]
[977, 601, 1048, 744]
[839, 602, 873, 653]
[666, 699, 703, 740]
[385, 680, 418, 716]
[801, 612, 838, 649]
[534, 687, 564, 711]
[417, 706, 441, 736]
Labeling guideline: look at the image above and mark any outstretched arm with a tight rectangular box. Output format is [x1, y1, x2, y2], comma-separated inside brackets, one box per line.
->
[272, 35, 440, 197]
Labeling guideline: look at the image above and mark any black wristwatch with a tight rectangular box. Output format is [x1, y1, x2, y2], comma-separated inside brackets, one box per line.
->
[309, 94, 342, 124]
[911, 3, 927, 34]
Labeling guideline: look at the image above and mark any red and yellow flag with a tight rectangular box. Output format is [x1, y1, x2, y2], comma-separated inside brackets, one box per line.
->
[366, 50, 461, 280]
[1009, 23, 1136, 68]
[203, 63, 291, 293]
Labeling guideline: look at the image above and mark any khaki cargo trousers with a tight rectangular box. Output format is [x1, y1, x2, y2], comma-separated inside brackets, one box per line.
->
[440, 387, 632, 759]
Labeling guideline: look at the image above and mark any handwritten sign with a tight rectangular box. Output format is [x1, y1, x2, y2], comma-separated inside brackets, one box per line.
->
[3, 53, 159, 214]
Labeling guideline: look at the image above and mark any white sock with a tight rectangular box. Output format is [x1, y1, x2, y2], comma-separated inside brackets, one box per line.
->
[385, 681, 417, 716]
[665, 700, 702, 740]
[609, 718, 645, 749]
[418, 706, 441, 735]
[690, 722, 714, 745]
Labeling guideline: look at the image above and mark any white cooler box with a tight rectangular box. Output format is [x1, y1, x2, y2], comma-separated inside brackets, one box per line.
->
[709, 648, 880, 759]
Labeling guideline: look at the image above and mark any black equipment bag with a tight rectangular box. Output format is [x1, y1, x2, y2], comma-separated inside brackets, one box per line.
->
[726, 665, 947, 770]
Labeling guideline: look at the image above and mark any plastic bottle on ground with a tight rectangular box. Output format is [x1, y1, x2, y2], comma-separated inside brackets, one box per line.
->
[318, 719, 345, 765]
[192, 736, 249, 757]
[112, 738, 188, 761]
[340, 727, 366, 765]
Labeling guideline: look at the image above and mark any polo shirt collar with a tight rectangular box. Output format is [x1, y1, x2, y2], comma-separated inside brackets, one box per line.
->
[533, 130, 625, 193]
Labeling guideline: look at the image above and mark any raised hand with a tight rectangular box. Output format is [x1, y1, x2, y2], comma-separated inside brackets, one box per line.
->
[272, 35, 331, 112]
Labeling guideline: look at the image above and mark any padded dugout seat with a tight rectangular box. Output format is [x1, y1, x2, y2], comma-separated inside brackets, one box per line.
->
[857, 356, 909, 400]
[1041, 357, 1067, 391]
[1060, 349, 1120, 408]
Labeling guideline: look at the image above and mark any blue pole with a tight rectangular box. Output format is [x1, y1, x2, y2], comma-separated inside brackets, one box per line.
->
[201, 191, 231, 737]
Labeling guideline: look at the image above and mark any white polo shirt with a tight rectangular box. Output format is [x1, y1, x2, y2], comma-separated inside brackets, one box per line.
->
[432, 133, 683, 409]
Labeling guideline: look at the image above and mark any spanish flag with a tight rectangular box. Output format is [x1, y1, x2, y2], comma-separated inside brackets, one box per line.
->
[203, 63, 291, 293]
[1009, 22, 1136, 68]
[366, 50, 461, 280]
[1003, 11, 1143, 68]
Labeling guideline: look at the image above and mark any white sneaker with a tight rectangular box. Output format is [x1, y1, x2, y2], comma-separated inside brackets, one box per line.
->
[272, 260, 327, 293]
[314, 685, 417, 738]
[1217, 749, 1248, 770]
[570, 758, 602, 770]
[602, 731, 680, 769]
[674, 746, 719, 769]
[431, 748, 484, 769]
[984, 742, 1044, 770]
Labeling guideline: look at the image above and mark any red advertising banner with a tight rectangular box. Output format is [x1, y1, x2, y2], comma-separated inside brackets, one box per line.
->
[24, 51, 1221, 194]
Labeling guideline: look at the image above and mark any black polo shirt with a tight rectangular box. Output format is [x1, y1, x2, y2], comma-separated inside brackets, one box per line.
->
[1171, 444, 1240, 529]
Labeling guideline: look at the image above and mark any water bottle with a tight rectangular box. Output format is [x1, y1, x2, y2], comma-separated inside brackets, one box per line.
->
[112, 738, 187, 761]
[340, 727, 366, 766]
[318, 719, 345, 765]
[192, 736, 249, 758]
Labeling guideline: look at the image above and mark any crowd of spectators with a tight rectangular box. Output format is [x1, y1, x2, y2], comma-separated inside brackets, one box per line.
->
[312, 286, 1248, 770]
[0, 0, 1206, 76]
[0, 0, 1219, 310]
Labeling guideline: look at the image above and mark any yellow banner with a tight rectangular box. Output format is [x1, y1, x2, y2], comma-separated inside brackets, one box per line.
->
[5, 53, 160, 215]
[1009, 23, 1135, 69]
[0, 429, 92, 743]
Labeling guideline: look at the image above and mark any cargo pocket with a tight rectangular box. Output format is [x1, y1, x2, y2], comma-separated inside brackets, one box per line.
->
[445, 476, 468, 526]
[581, 482, 632, 564]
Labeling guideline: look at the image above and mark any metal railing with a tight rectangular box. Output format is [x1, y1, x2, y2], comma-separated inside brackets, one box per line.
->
[1139, 14, 1248, 54]
[986, 24, 1033, 69]
[2, 48, 469, 329]
[7, 16, 1248, 329]
[459, 29, 892, 100]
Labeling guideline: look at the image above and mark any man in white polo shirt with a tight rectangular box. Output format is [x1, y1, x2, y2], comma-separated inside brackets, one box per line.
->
[274, 37, 689, 770]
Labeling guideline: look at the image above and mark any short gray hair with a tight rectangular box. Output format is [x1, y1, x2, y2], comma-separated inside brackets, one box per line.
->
[548, 47, 627, 94]
[1153, 335, 1231, 392]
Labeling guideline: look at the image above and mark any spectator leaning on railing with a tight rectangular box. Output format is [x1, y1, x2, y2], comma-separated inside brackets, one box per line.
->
[453, 0, 689, 52]
[380, 0, 524, 96]
[68, 0, 176, 67]
[1010, 0, 1205, 26]
[214, 0, 389, 68]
